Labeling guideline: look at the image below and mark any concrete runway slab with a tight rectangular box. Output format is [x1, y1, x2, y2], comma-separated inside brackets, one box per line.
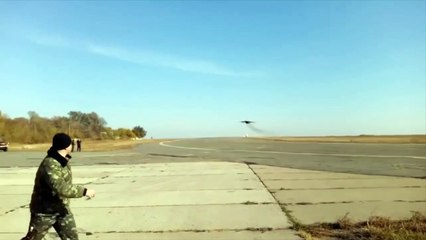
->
[248, 165, 320, 173]
[0, 174, 35, 185]
[0, 175, 97, 185]
[256, 172, 380, 180]
[91, 175, 262, 192]
[0, 185, 33, 194]
[1, 204, 290, 232]
[73, 189, 276, 207]
[2, 155, 424, 238]
[0, 162, 299, 240]
[251, 165, 426, 225]
[274, 188, 426, 204]
[263, 178, 426, 190]
[0, 195, 28, 215]
[110, 166, 253, 177]
[0, 229, 300, 240]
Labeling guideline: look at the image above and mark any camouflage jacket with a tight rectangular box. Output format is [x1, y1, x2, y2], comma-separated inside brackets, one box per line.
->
[30, 148, 86, 215]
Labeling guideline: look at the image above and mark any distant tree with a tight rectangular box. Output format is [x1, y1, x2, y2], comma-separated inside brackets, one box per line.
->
[9, 117, 31, 143]
[101, 127, 115, 139]
[68, 111, 107, 139]
[0, 111, 7, 138]
[114, 128, 136, 139]
[52, 116, 70, 133]
[0, 110, 147, 143]
[28, 111, 55, 143]
[132, 126, 147, 138]
[86, 112, 107, 139]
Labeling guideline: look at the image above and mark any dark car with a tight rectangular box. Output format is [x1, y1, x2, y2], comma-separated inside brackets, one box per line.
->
[0, 139, 8, 152]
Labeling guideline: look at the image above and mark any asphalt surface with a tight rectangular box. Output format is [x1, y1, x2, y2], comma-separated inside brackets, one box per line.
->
[0, 138, 425, 178]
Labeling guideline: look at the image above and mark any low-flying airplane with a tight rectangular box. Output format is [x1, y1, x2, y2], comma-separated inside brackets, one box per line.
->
[240, 120, 254, 124]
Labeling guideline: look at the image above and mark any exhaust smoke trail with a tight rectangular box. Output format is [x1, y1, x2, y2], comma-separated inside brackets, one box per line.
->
[247, 124, 264, 133]
[240, 120, 274, 136]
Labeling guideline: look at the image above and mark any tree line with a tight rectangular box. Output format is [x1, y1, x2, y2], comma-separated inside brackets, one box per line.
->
[0, 111, 147, 144]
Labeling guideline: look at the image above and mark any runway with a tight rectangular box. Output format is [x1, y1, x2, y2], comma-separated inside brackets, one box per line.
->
[0, 137, 425, 178]
[145, 138, 426, 178]
[0, 138, 425, 239]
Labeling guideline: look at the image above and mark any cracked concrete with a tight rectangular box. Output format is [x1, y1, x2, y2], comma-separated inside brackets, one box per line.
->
[0, 162, 301, 240]
[2, 159, 424, 239]
[251, 165, 426, 225]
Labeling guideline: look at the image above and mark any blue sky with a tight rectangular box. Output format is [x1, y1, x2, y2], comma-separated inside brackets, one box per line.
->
[0, 1, 425, 138]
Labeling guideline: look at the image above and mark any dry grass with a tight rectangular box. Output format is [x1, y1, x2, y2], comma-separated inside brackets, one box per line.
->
[258, 135, 426, 144]
[301, 212, 426, 240]
[9, 139, 168, 152]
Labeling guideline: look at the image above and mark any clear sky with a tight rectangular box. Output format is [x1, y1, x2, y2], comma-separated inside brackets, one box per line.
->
[0, 1, 425, 138]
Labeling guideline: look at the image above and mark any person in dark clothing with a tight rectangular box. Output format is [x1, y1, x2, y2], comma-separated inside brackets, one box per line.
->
[76, 138, 82, 152]
[71, 138, 75, 152]
[21, 133, 95, 240]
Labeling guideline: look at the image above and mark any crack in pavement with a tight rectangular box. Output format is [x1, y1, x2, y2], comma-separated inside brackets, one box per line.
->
[148, 153, 196, 158]
[245, 163, 298, 229]
[2, 204, 28, 215]
[281, 200, 426, 206]
[73, 202, 276, 208]
[80, 227, 289, 234]
[270, 186, 424, 191]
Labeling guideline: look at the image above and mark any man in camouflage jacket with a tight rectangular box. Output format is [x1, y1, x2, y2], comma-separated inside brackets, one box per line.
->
[21, 133, 95, 240]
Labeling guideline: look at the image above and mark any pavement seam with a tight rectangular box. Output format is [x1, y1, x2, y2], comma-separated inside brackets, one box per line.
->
[65, 200, 423, 209]
[269, 186, 424, 190]
[98, 228, 286, 233]
[71, 202, 276, 208]
[83, 168, 131, 185]
[278, 200, 426, 206]
[263, 177, 388, 180]
[1, 204, 27, 215]
[98, 173, 254, 177]
[0, 227, 293, 234]
[245, 163, 302, 232]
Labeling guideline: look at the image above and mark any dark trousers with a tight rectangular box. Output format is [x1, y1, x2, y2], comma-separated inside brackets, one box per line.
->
[21, 213, 78, 240]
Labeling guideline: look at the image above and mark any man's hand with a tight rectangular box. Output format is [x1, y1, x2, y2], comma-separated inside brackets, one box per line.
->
[85, 189, 96, 199]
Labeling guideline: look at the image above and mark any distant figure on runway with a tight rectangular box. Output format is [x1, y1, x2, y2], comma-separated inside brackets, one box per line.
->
[76, 138, 82, 152]
[71, 138, 75, 152]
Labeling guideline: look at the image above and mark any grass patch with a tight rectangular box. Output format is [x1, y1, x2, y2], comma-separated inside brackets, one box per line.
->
[301, 212, 426, 240]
